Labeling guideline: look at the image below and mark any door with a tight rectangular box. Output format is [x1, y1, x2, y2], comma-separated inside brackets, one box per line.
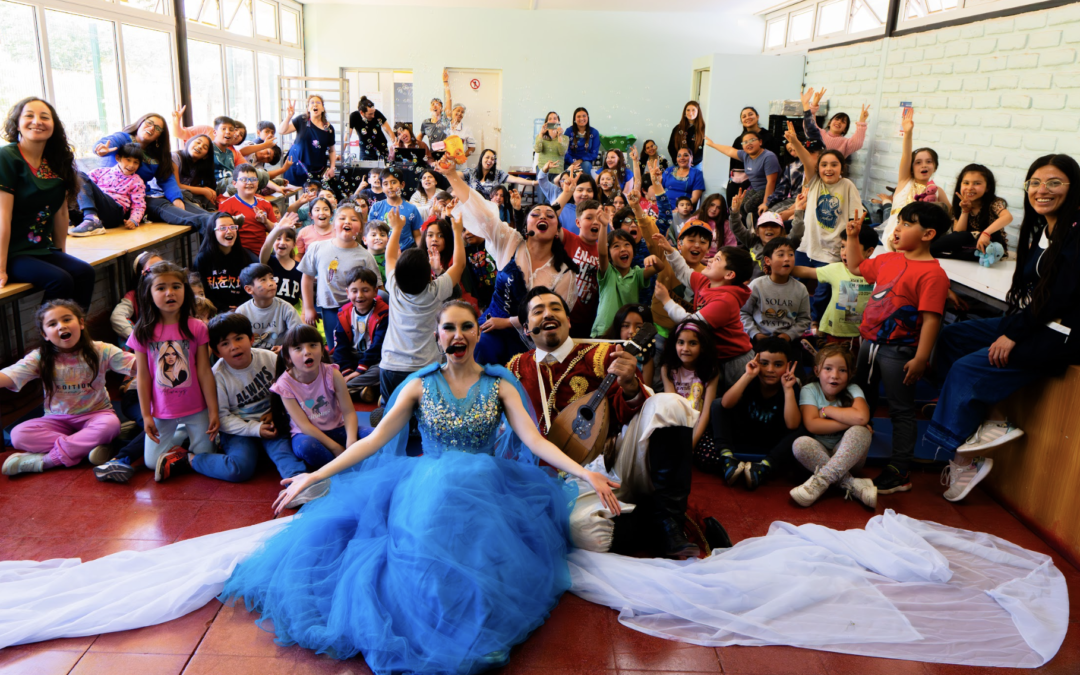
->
[694, 69, 711, 116]
[445, 68, 502, 170]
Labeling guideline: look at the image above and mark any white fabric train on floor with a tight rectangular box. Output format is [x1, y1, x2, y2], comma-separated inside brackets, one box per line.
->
[0, 510, 1068, 668]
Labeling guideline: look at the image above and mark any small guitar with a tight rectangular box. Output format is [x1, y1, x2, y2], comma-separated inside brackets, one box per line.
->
[546, 324, 658, 465]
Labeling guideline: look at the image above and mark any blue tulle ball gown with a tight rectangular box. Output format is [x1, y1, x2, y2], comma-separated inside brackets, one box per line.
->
[220, 365, 577, 674]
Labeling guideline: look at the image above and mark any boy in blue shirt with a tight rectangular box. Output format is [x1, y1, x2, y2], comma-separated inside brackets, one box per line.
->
[368, 167, 421, 250]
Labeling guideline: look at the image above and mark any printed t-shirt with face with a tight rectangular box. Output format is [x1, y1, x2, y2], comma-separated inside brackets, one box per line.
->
[815, 262, 873, 338]
[297, 239, 382, 310]
[1, 341, 135, 416]
[562, 230, 600, 331]
[270, 361, 346, 436]
[857, 252, 949, 345]
[126, 318, 210, 419]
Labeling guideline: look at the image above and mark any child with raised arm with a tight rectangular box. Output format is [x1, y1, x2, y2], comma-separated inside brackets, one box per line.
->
[589, 208, 660, 337]
[792, 343, 875, 509]
[378, 206, 464, 402]
[880, 108, 951, 251]
[652, 233, 755, 387]
[845, 202, 950, 495]
[260, 220, 304, 307]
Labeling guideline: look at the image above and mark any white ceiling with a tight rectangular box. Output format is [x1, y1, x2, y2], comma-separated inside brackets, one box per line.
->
[296, 0, 777, 14]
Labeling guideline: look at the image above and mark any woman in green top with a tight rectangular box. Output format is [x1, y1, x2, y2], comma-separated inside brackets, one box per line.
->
[0, 97, 94, 308]
[534, 111, 569, 181]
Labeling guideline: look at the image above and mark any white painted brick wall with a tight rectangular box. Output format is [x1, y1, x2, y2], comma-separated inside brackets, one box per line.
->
[804, 4, 1080, 244]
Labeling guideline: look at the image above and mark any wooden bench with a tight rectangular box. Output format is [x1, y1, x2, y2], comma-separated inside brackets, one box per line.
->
[988, 364, 1080, 568]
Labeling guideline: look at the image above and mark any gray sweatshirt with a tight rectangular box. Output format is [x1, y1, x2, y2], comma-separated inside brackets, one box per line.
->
[214, 348, 279, 437]
[236, 297, 302, 349]
[740, 275, 811, 340]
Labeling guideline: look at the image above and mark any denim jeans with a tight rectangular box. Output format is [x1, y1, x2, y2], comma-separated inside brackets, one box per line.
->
[710, 398, 801, 471]
[292, 425, 348, 469]
[319, 306, 341, 352]
[7, 250, 95, 309]
[855, 340, 918, 472]
[191, 433, 304, 482]
[75, 173, 128, 228]
[925, 317, 1046, 455]
[145, 196, 209, 228]
[379, 368, 414, 405]
[794, 252, 831, 323]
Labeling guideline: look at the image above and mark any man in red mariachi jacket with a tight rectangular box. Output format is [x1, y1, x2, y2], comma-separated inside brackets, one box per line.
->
[508, 287, 728, 559]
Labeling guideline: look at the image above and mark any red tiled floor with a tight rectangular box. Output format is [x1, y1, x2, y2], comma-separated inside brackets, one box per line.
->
[1, 460, 1078, 675]
[67, 652, 190, 675]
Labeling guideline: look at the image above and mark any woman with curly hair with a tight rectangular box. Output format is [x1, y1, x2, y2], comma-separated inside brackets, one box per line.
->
[0, 97, 94, 307]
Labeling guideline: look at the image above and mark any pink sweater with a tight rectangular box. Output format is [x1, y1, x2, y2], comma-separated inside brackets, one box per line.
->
[808, 104, 867, 157]
[88, 165, 146, 224]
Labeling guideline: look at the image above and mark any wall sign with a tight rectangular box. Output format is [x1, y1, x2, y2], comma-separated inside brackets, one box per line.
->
[470, 78, 481, 90]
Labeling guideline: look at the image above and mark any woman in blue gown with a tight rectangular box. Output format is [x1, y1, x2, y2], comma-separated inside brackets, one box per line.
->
[221, 300, 621, 674]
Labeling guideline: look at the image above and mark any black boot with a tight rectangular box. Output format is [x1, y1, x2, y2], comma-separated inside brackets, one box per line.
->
[647, 426, 699, 559]
[703, 517, 733, 550]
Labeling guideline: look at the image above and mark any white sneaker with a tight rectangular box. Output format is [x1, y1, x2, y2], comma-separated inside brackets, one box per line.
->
[957, 421, 1024, 454]
[943, 457, 993, 502]
[840, 475, 877, 509]
[88, 445, 116, 466]
[2, 453, 45, 476]
[284, 478, 331, 509]
[790, 471, 830, 507]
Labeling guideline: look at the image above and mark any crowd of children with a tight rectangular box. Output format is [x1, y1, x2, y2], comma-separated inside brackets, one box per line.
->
[2, 85, 1076, 517]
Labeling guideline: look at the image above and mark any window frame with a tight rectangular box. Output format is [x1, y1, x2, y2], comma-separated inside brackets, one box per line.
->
[787, 6, 817, 46]
[815, 0, 850, 38]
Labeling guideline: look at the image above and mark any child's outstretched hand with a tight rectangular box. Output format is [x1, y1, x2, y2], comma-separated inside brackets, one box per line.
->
[653, 280, 670, 304]
[628, 145, 639, 162]
[643, 254, 662, 269]
[781, 361, 798, 390]
[451, 213, 464, 235]
[274, 472, 316, 515]
[744, 354, 761, 379]
[784, 121, 799, 146]
[429, 246, 444, 275]
[859, 104, 871, 124]
[846, 209, 863, 238]
[813, 88, 827, 105]
[901, 107, 915, 134]
[386, 207, 406, 232]
[279, 211, 300, 229]
[651, 231, 675, 254]
[509, 188, 521, 210]
[731, 188, 745, 214]
[795, 186, 809, 211]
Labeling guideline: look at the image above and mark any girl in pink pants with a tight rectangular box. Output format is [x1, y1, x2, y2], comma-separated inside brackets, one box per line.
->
[1, 300, 136, 476]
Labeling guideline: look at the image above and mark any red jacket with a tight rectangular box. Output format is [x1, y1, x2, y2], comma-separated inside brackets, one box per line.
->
[332, 296, 389, 371]
[689, 273, 753, 359]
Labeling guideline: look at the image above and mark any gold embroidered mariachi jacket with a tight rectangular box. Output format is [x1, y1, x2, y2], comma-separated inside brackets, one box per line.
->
[507, 342, 649, 437]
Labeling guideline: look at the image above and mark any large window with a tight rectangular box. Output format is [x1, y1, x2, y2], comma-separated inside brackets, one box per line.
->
[257, 52, 280, 122]
[0, 0, 303, 155]
[849, 0, 888, 33]
[225, 46, 257, 135]
[0, 0, 45, 115]
[122, 25, 175, 120]
[816, 0, 849, 37]
[46, 10, 124, 157]
[187, 39, 225, 127]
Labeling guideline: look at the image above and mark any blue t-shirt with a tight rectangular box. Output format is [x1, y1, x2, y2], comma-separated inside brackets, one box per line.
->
[799, 382, 865, 450]
[738, 149, 780, 192]
[660, 167, 705, 207]
[559, 202, 579, 235]
[369, 200, 422, 250]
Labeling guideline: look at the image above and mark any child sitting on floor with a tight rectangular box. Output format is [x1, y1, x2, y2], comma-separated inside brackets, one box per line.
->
[70, 142, 146, 236]
[127, 261, 219, 481]
[660, 319, 721, 462]
[741, 236, 811, 344]
[195, 213, 258, 313]
[792, 343, 875, 509]
[220, 163, 278, 257]
[270, 324, 357, 469]
[236, 263, 302, 350]
[111, 250, 163, 342]
[1, 301, 136, 476]
[332, 267, 389, 403]
[711, 336, 802, 489]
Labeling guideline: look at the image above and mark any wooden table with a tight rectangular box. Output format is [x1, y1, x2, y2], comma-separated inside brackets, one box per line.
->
[937, 257, 1015, 309]
[67, 223, 195, 268]
[0, 282, 35, 362]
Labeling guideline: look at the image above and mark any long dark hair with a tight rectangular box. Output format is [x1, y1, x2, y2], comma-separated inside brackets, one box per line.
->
[357, 95, 375, 113]
[950, 164, 1000, 234]
[422, 217, 455, 269]
[1007, 154, 1080, 318]
[195, 213, 248, 269]
[570, 106, 592, 152]
[174, 134, 215, 189]
[3, 97, 79, 200]
[132, 261, 196, 347]
[34, 300, 100, 406]
[122, 113, 174, 182]
[603, 149, 628, 185]
[571, 174, 598, 205]
[740, 106, 760, 131]
[826, 112, 851, 136]
[818, 149, 848, 180]
[476, 149, 499, 183]
[675, 101, 706, 152]
[526, 204, 580, 275]
[691, 193, 728, 230]
[661, 319, 719, 384]
[601, 303, 657, 361]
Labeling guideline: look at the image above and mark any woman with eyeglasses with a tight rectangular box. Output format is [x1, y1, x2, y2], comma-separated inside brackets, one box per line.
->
[929, 154, 1080, 503]
[704, 133, 779, 218]
[725, 106, 781, 204]
[194, 212, 258, 314]
[0, 97, 95, 307]
[92, 112, 208, 227]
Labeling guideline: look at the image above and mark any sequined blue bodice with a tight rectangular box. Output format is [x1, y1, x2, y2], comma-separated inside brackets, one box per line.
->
[416, 371, 504, 457]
